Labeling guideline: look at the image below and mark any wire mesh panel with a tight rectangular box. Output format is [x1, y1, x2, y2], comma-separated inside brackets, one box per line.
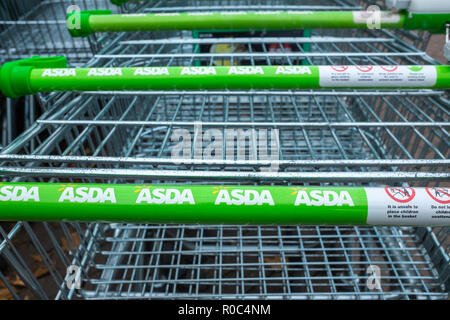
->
[0, 0, 449, 300]
[0, 221, 101, 300]
[0, 0, 118, 65]
[80, 224, 448, 299]
[0, 1, 120, 166]
[0, 96, 41, 152]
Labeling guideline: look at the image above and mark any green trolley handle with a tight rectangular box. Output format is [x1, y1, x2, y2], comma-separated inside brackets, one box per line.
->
[1, 57, 449, 98]
[110, 0, 130, 5]
[66, 10, 449, 37]
[0, 183, 448, 226]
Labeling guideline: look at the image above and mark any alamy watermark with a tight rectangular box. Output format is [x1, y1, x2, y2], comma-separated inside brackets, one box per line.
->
[366, 265, 382, 290]
[66, 5, 81, 31]
[171, 122, 280, 172]
[354, 5, 400, 30]
[365, 5, 382, 30]
[66, 264, 82, 290]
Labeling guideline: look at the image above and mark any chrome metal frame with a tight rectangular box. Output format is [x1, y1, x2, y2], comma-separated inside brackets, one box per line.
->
[0, 0, 448, 300]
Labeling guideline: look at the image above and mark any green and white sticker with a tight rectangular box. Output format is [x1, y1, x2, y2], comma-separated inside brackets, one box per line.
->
[318, 65, 437, 87]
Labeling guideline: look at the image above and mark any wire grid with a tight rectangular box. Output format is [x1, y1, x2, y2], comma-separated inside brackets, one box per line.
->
[0, 0, 119, 65]
[0, 1, 119, 162]
[0, 221, 101, 300]
[79, 224, 448, 299]
[0, 0, 449, 300]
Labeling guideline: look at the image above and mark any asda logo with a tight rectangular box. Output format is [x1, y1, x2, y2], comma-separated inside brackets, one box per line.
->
[294, 190, 354, 206]
[276, 66, 311, 75]
[58, 187, 116, 203]
[0, 185, 39, 202]
[136, 188, 195, 204]
[87, 68, 122, 76]
[215, 189, 274, 206]
[134, 67, 169, 76]
[181, 67, 216, 75]
[42, 69, 76, 77]
[228, 66, 264, 75]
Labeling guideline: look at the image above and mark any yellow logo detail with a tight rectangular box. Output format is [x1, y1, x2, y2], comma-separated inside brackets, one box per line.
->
[212, 186, 229, 195]
[58, 184, 78, 192]
[135, 185, 152, 193]
[290, 187, 307, 196]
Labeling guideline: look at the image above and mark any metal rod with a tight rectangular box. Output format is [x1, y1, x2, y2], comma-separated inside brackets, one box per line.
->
[0, 167, 448, 181]
[36, 120, 450, 127]
[0, 154, 448, 167]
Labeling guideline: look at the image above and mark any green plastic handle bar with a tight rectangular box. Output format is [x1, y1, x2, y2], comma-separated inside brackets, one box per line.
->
[110, 0, 130, 5]
[1, 57, 449, 98]
[66, 10, 449, 37]
[0, 183, 448, 226]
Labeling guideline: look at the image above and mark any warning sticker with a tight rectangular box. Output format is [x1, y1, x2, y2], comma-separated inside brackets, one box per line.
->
[330, 66, 349, 72]
[319, 66, 437, 87]
[355, 65, 373, 73]
[426, 187, 450, 204]
[384, 187, 415, 203]
[366, 187, 450, 225]
[380, 66, 398, 72]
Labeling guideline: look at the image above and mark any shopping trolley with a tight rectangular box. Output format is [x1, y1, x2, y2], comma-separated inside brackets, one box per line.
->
[0, 0, 119, 161]
[0, 0, 449, 300]
[0, 0, 120, 64]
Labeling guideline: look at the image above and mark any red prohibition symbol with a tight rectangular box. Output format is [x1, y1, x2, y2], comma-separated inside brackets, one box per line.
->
[330, 66, 349, 72]
[380, 65, 398, 72]
[425, 187, 450, 204]
[355, 65, 374, 72]
[385, 187, 416, 203]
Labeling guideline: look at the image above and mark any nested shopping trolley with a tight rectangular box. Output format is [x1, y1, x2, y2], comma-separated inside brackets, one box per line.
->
[0, 0, 119, 159]
[0, 0, 449, 300]
[0, 0, 121, 64]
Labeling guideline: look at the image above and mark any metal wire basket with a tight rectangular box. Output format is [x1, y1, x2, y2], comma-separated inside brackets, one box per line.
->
[0, 0, 119, 64]
[0, 1, 119, 154]
[0, 0, 449, 300]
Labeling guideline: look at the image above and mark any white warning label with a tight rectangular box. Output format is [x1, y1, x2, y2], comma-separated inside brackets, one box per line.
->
[366, 187, 450, 226]
[426, 187, 450, 205]
[319, 66, 437, 87]
[353, 11, 401, 24]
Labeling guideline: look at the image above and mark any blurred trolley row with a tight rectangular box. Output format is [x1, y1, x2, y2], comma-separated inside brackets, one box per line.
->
[0, 0, 449, 300]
